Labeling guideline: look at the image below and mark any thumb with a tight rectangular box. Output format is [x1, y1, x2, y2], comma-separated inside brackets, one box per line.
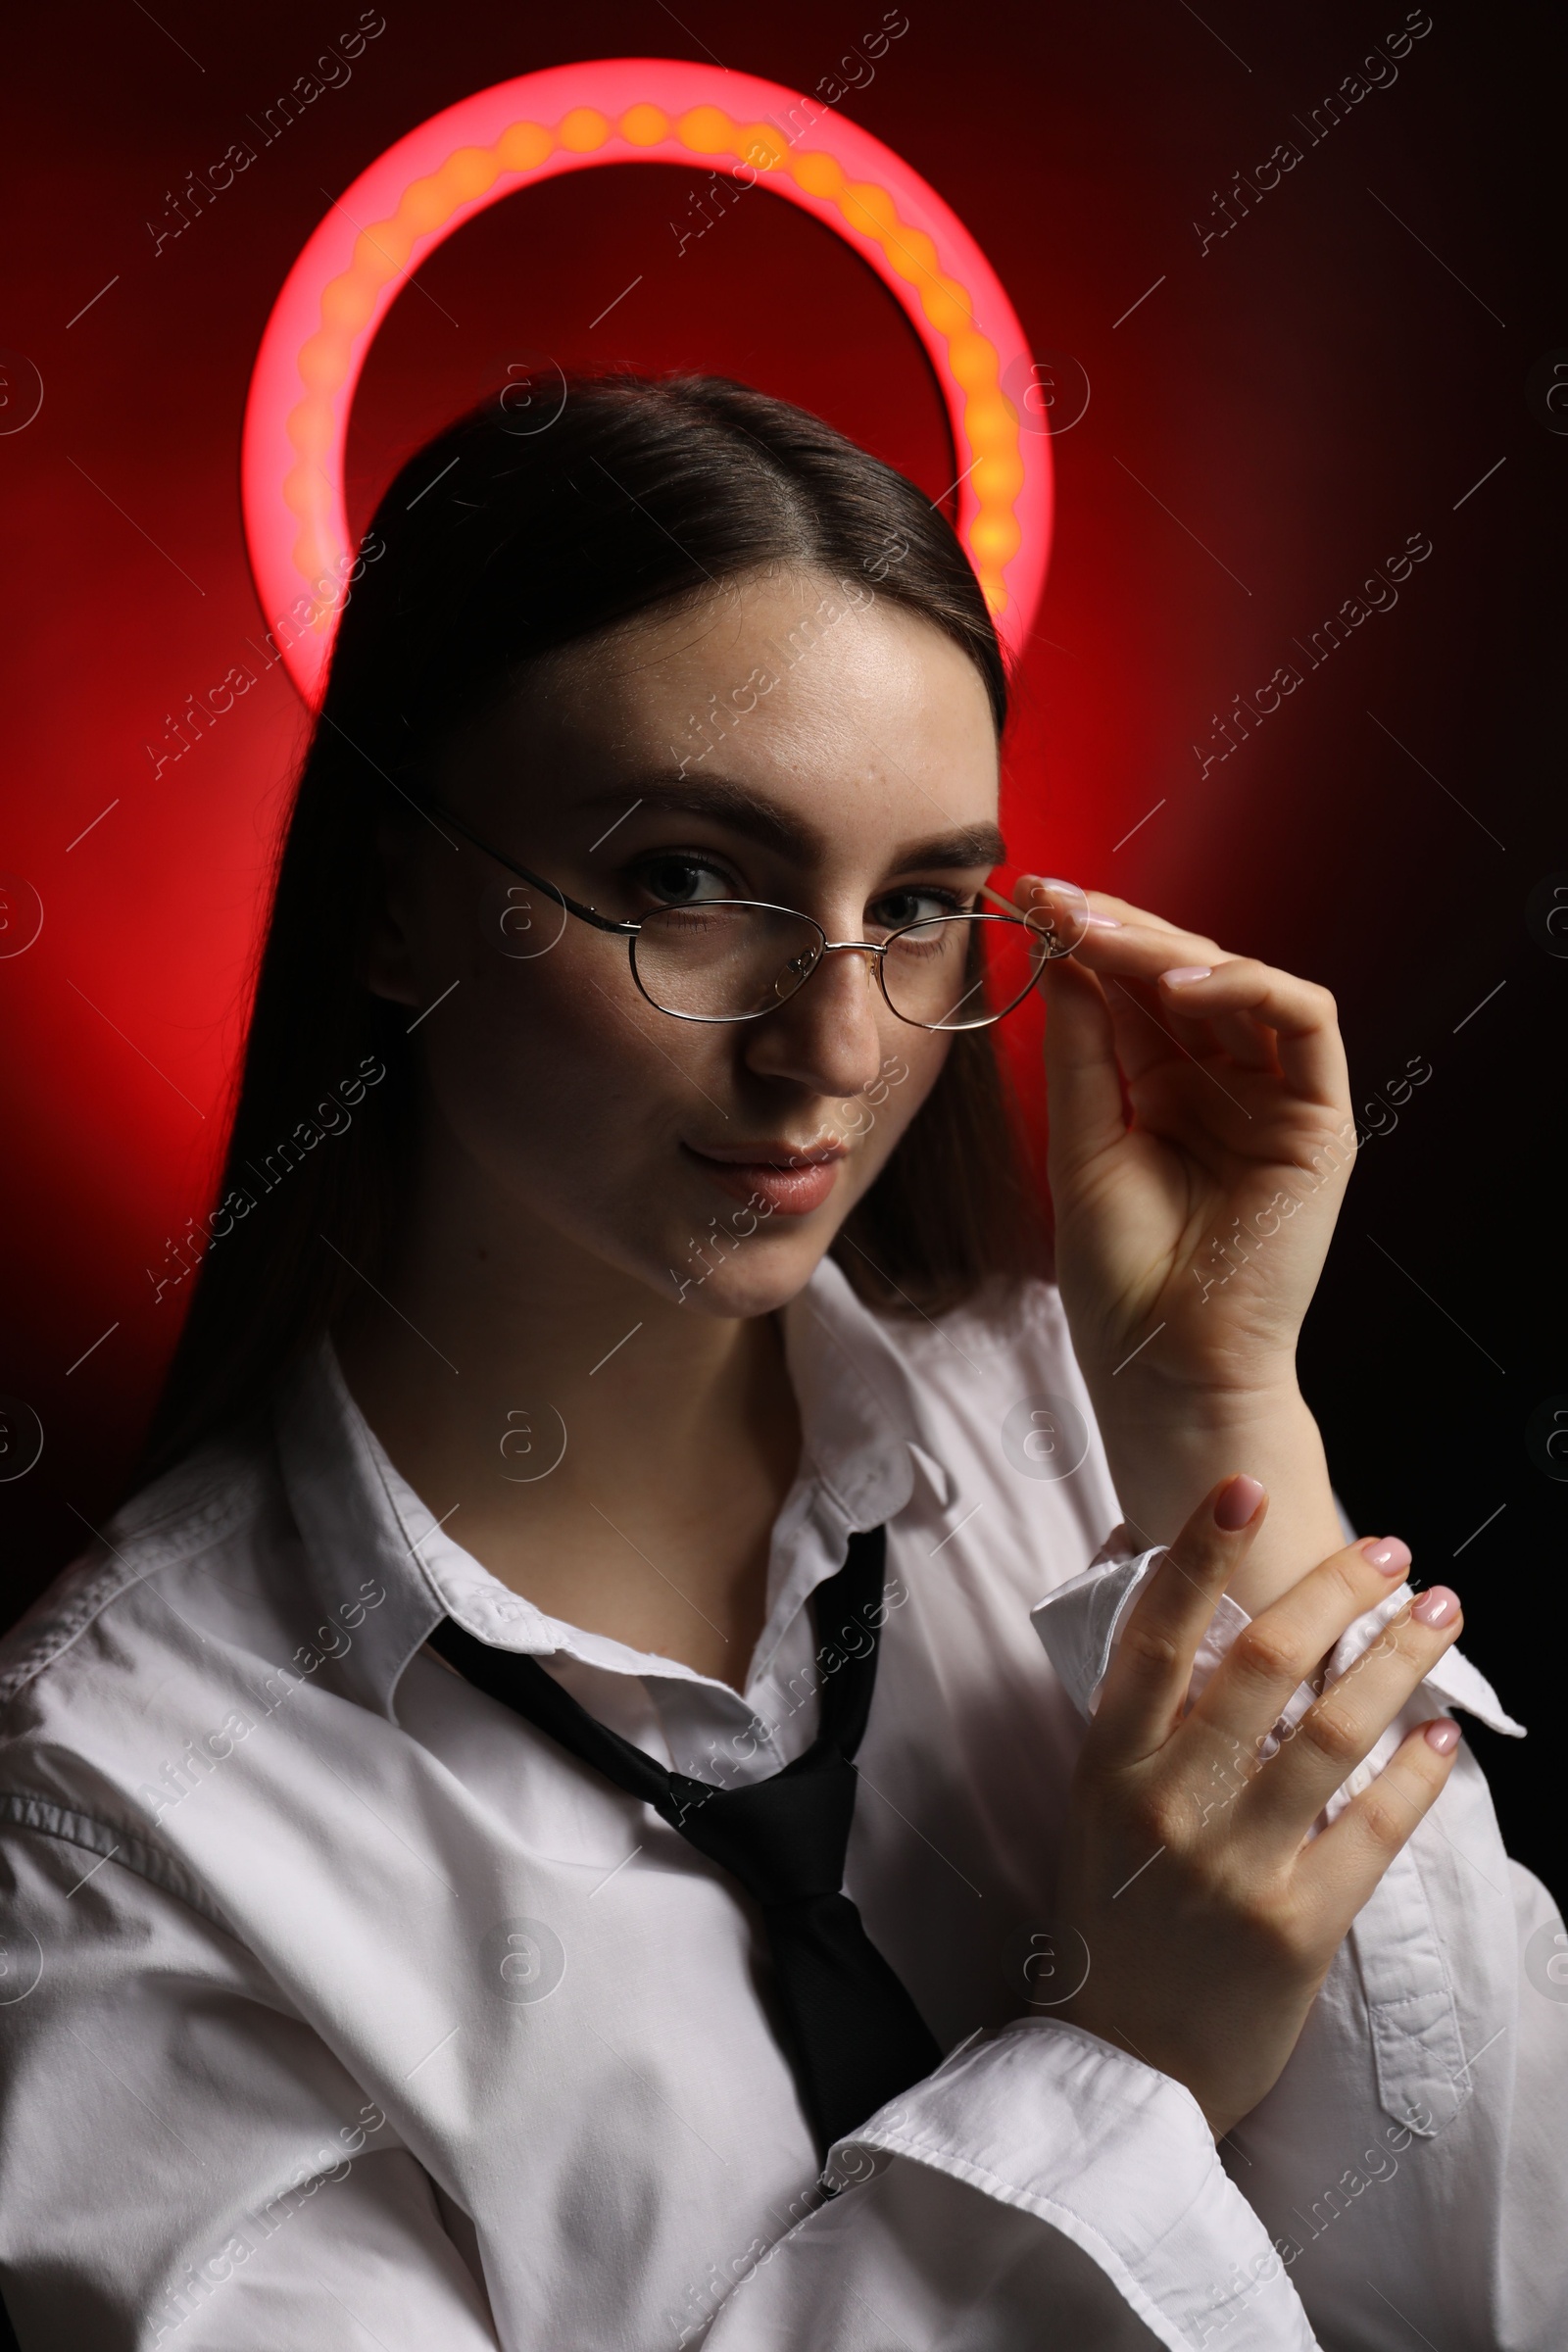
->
[1039, 953, 1128, 1181]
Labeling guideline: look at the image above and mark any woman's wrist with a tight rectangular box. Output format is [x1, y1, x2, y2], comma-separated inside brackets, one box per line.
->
[1086, 1372, 1347, 1616]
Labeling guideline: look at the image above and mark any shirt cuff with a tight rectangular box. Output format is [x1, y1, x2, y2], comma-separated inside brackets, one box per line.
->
[1031, 1526, 1523, 1824]
[824, 2018, 1317, 2351]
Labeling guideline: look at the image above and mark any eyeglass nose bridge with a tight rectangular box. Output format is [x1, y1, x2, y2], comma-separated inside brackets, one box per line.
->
[817, 936, 889, 965]
[779, 934, 888, 1004]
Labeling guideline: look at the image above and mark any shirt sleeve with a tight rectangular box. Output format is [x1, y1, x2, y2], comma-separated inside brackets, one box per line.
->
[1029, 1528, 1568, 2352]
[0, 1827, 500, 2351]
[703, 2024, 1318, 2349]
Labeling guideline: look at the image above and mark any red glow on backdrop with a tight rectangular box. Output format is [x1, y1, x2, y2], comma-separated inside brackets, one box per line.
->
[0, 0, 1559, 1880]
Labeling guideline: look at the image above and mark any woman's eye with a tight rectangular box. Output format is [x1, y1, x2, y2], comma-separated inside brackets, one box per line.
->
[870, 887, 964, 932]
[638, 857, 735, 907]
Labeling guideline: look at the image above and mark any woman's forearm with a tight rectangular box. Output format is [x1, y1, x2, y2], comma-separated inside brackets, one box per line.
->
[1084, 1370, 1348, 1616]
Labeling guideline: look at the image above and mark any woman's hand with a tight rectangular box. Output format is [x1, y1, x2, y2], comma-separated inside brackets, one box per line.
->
[1049, 1474, 1464, 2140]
[1020, 880, 1354, 1396]
[1018, 878, 1357, 1611]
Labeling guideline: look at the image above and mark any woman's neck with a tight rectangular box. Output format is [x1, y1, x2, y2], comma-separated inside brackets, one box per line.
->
[331, 1142, 805, 1686]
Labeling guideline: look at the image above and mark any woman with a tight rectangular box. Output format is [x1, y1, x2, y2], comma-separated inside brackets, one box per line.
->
[0, 373, 1560, 2350]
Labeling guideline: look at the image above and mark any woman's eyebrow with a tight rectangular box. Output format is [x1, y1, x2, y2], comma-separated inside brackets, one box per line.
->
[576, 773, 820, 858]
[892, 822, 1008, 871]
[575, 774, 1005, 870]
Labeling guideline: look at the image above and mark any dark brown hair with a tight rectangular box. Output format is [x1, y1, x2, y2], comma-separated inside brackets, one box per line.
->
[135, 371, 1047, 1485]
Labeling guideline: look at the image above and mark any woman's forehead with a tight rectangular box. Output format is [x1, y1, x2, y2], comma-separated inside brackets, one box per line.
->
[455, 566, 999, 815]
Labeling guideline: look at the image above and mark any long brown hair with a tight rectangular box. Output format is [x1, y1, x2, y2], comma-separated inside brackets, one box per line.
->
[135, 372, 1047, 1488]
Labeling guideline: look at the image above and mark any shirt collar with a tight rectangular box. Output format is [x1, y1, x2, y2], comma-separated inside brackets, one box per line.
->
[780, 1250, 956, 1521]
[270, 1249, 956, 1721]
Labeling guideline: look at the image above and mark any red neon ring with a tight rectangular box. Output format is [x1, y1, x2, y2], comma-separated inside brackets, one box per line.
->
[242, 57, 1053, 708]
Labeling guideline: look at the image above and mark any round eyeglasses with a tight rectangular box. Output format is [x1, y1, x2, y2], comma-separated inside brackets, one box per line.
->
[432, 801, 1089, 1032]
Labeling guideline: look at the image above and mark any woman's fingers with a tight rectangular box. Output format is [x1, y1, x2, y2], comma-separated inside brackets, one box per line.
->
[1209, 1010, 1282, 1072]
[1185, 1535, 1428, 1754]
[1021, 879, 1348, 1108]
[1073, 889, 1200, 944]
[1089, 1476, 1269, 1760]
[1294, 1715, 1463, 1922]
[1189, 1533, 1457, 1768]
[1096, 968, 1212, 1088]
[1230, 1585, 1464, 1840]
[1153, 960, 1348, 1106]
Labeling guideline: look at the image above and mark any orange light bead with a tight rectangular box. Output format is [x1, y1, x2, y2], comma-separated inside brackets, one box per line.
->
[320, 274, 375, 336]
[966, 394, 1016, 450]
[559, 107, 610, 151]
[284, 398, 334, 461]
[972, 453, 1026, 504]
[497, 122, 553, 172]
[619, 104, 668, 145]
[298, 331, 350, 393]
[400, 177, 451, 236]
[790, 150, 845, 199]
[969, 513, 1022, 564]
[948, 330, 999, 388]
[676, 105, 735, 154]
[354, 223, 410, 279]
[919, 285, 971, 337]
[290, 530, 337, 586]
[281, 462, 316, 512]
[739, 121, 786, 169]
[877, 226, 940, 286]
[441, 147, 501, 203]
[842, 180, 898, 235]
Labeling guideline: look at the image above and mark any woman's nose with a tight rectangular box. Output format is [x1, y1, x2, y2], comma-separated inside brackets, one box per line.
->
[741, 943, 892, 1100]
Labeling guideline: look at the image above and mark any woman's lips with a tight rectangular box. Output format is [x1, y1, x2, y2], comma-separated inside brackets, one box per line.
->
[681, 1141, 846, 1216]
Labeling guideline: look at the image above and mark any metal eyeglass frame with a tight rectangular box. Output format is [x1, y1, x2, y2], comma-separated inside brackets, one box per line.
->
[426, 797, 1068, 1032]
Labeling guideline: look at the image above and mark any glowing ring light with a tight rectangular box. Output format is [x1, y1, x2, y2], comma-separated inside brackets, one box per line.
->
[242, 58, 1052, 709]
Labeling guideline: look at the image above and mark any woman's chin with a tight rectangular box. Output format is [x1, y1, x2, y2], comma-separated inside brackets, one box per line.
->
[657, 1227, 833, 1320]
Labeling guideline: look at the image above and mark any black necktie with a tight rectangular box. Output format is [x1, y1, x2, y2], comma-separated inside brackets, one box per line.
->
[428, 1525, 942, 2155]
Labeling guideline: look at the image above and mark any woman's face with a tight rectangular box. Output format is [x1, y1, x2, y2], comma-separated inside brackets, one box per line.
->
[366, 564, 1004, 1319]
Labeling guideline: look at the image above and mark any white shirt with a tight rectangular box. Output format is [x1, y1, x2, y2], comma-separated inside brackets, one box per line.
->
[0, 1255, 1562, 2351]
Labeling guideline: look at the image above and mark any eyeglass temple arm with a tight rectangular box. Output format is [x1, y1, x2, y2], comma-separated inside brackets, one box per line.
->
[421, 799, 639, 937]
[979, 881, 1081, 956]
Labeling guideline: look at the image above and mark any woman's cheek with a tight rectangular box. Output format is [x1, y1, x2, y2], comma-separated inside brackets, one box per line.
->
[832, 1034, 949, 1202]
[424, 956, 639, 1166]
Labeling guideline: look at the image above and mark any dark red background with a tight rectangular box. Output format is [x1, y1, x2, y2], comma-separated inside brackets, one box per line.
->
[1, 1, 1560, 1890]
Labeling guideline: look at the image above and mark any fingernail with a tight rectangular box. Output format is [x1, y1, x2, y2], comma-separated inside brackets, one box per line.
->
[1086, 912, 1123, 930]
[1423, 1719, 1461, 1754]
[1027, 875, 1085, 906]
[1214, 1474, 1266, 1531]
[1360, 1536, 1412, 1577]
[1162, 965, 1212, 987]
[1411, 1586, 1460, 1629]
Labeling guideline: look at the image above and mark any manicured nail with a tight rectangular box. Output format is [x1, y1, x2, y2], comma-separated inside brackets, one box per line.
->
[1361, 1537, 1412, 1577]
[1411, 1586, 1460, 1629]
[1162, 965, 1213, 987]
[1423, 1719, 1461, 1754]
[1085, 911, 1123, 929]
[1214, 1474, 1266, 1531]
